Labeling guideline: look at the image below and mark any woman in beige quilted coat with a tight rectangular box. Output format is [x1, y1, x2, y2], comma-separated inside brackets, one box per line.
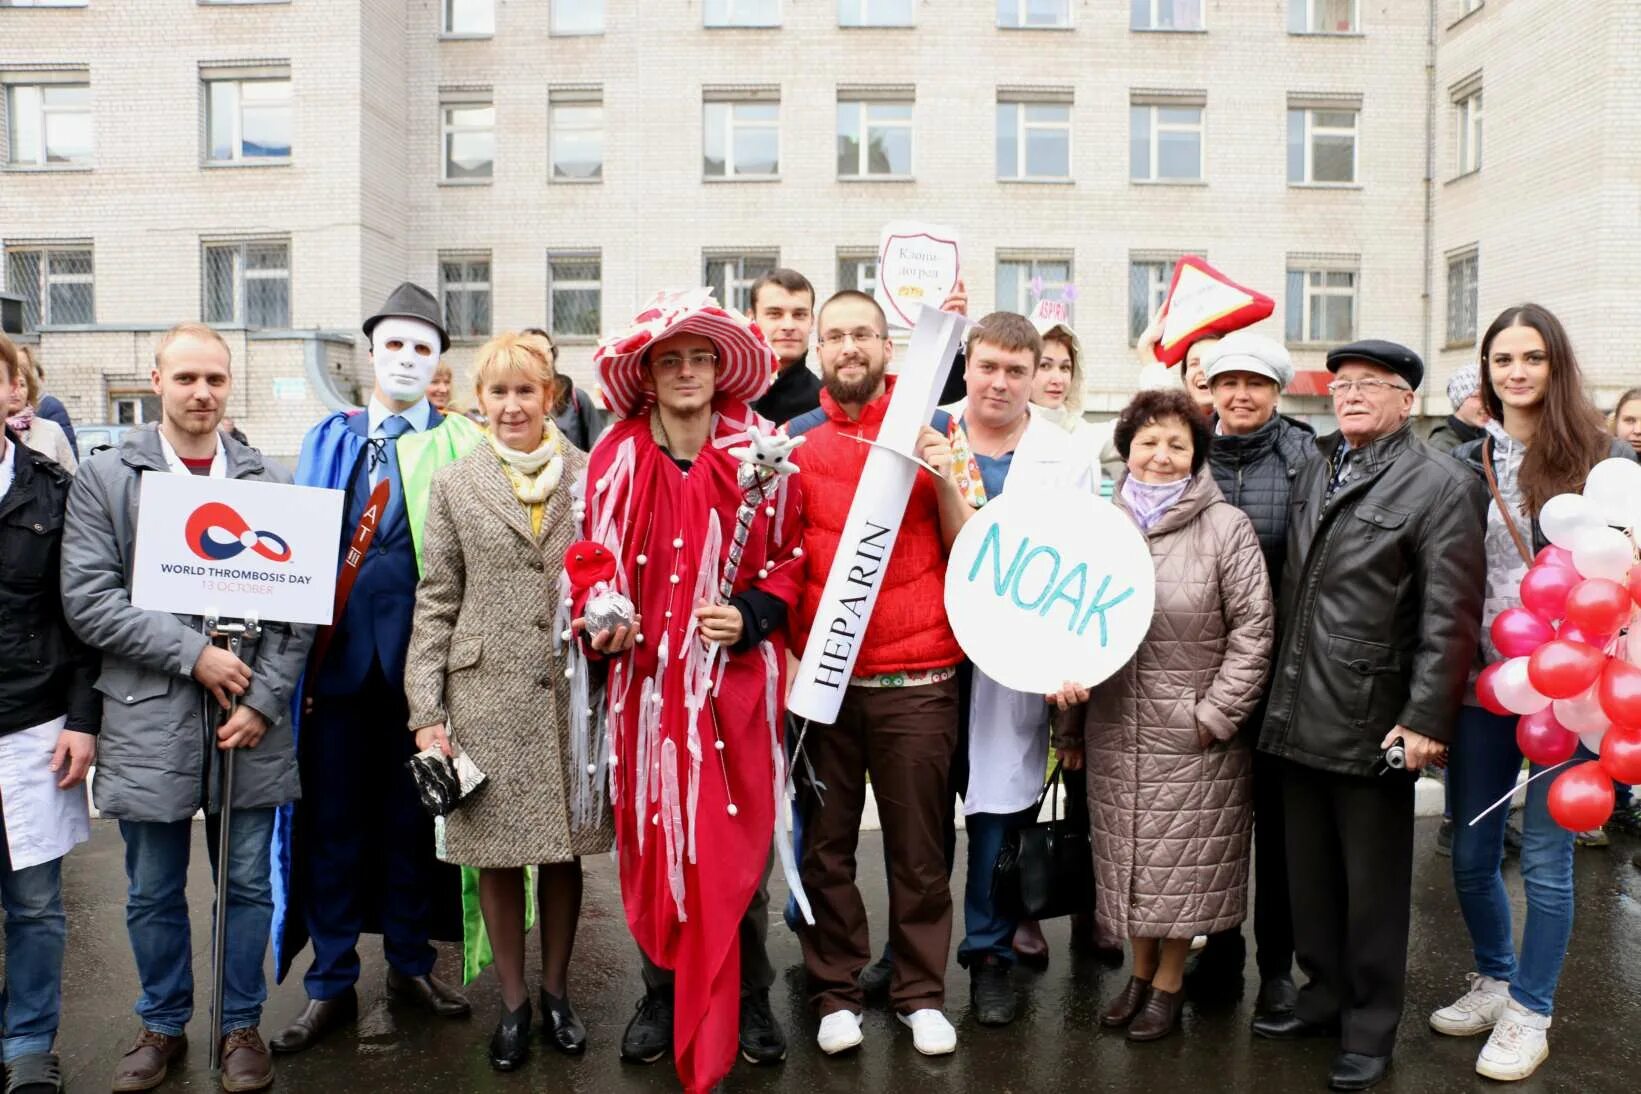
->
[1056, 388, 1273, 1043]
[406, 332, 612, 1070]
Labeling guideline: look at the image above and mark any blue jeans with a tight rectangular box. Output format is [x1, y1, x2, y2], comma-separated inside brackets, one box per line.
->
[120, 808, 276, 1036]
[957, 806, 1038, 968]
[0, 812, 67, 1062]
[1447, 706, 1575, 1016]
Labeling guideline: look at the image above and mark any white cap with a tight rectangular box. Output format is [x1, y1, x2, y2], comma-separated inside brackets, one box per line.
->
[1204, 331, 1294, 390]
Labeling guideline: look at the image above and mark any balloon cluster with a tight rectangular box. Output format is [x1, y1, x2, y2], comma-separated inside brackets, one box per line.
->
[1474, 458, 1641, 833]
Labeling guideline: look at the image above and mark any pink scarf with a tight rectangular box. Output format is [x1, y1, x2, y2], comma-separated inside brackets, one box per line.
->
[1121, 473, 1191, 532]
[5, 406, 33, 434]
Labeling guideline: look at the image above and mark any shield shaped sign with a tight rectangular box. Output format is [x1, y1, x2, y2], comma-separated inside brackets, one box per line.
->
[875, 221, 961, 329]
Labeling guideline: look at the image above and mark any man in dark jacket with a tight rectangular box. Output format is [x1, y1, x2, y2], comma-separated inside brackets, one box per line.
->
[1252, 339, 1485, 1093]
[1425, 363, 1487, 454]
[748, 268, 821, 426]
[0, 335, 97, 1094]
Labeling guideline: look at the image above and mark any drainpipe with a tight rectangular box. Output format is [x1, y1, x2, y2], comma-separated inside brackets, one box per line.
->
[1420, 0, 1438, 416]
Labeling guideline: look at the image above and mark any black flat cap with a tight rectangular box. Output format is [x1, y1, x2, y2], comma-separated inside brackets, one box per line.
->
[1325, 338, 1423, 390]
[363, 281, 450, 352]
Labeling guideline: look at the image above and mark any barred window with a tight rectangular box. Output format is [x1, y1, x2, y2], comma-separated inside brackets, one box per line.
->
[440, 254, 491, 341]
[5, 246, 94, 329]
[548, 253, 601, 339]
[203, 239, 289, 327]
[1446, 250, 1479, 346]
[703, 252, 777, 312]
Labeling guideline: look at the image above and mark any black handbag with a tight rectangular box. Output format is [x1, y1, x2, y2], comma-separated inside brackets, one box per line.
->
[991, 763, 1094, 921]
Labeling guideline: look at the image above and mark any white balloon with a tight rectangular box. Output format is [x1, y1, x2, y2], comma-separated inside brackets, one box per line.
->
[1579, 727, 1608, 756]
[1540, 493, 1601, 550]
[1554, 683, 1612, 734]
[1569, 525, 1635, 583]
[1495, 655, 1551, 715]
[1582, 457, 1641, 529]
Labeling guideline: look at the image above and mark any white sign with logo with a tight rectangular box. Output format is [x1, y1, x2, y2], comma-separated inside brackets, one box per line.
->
[131, 472, 344, 625]
[944, 487, 1156, 694]
[875, 220, 961, 331]
[1029, 297, 1070, 330]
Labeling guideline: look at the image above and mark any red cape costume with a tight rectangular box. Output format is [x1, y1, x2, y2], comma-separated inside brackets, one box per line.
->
[581, 399, 803, 1094]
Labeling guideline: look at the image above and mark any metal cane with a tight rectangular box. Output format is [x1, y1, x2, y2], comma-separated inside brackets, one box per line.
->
[205, 615, 260, 1074]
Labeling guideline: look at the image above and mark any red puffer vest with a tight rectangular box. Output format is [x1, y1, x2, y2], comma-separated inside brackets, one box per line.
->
[788, 377, 962, 675]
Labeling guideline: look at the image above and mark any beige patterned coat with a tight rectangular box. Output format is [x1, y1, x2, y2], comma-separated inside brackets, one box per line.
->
[405, 442, 613, 867]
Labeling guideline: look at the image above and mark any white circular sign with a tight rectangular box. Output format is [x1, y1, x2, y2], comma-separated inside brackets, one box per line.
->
[944, 486, 1156, 694]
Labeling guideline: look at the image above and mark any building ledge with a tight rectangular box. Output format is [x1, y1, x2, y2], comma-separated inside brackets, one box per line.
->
[3, 163, 92, 174]
[202, 158, 292, 170]
[1132, 178, 1207, 187]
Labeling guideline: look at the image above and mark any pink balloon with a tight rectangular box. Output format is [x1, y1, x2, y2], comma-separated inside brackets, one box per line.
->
[1520, 563, 1582, 625]
[1491, 607, 1555, 658]
[1554, 683, 1613, 734]
[1495, 656, 1552, 715]
[1557, 622, 1613, 649]
[1536, 545, 1578, 571]
[1516, 708, 1579, 766]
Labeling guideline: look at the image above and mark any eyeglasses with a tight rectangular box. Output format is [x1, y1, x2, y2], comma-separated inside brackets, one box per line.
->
[819, 329, 886, 348]
[1328, 378, 1411, 396]
[650, 352, 719, 373]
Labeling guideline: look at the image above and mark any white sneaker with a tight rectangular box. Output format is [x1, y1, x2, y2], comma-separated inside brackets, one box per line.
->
[1429, 972, 1511, 1036]
[1476, 999, 1551, 1081]
[897, 1008, 956, 1056]
[817, 1009, 863, 1055]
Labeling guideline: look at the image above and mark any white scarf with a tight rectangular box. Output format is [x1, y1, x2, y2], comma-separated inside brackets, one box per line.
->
[489, 421, 564, 504]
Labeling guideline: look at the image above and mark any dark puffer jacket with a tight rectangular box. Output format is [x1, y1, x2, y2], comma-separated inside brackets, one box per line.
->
[1208, 413, 1316, 589]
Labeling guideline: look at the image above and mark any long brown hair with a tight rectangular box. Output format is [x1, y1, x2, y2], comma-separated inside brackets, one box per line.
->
[1478, 304, 1608, 516]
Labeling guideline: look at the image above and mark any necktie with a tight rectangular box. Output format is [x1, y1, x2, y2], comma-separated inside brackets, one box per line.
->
[370, 414, 411, 490]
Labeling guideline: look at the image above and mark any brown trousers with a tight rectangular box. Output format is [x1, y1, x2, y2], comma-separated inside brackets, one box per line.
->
[796, 678, 959, 1015]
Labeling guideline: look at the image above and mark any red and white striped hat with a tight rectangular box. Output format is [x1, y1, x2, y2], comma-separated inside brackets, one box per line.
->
[594, 288, 776, 418]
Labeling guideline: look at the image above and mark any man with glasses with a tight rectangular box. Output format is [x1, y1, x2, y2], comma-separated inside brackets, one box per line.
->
[1252, 339, 1485, 1092]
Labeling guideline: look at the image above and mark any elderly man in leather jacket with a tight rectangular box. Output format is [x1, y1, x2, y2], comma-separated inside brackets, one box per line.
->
[1251, 339, 1485, 1094]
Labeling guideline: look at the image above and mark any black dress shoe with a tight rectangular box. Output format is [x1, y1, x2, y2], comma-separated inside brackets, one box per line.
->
[1329, 1052, 1391, 1091]
[737, 989, 786, 1065]
[539, 989, 587, 1055]
[970, 957, 1017, 1027]
[270, 989, 357, 1054]
[387, 969, 471, 1018]
[1254, 975, 1299, 1017]
[858, 952, 893, 1002]
[1251, 1012, 1340, 1041]
[489, 1000, 531, 1072]
[620, 988, 673, 1064]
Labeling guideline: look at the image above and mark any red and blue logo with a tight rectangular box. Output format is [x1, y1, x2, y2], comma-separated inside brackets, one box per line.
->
[185, 503, 292, 563]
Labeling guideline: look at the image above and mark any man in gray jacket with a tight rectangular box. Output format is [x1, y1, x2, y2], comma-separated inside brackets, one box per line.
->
[60, 323, 311, 1094]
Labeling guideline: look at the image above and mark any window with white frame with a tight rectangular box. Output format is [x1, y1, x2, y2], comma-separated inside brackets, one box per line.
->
[5, 82, 90, 166]
[1288, 0, 1357, 33]
[996, 96, 1071, 181]
[203, 239, 289, 328]
[839, 0, 912, 26]
[837, 252, 878, 296]
[444, 0, 493, 34]
[4, 245, 93, 330]
[109, 391, 160, 425]
[548, 253, 601, 339]
[1130, 97, 1203, 181]
[704, 252, 777, 312]
[703, 95, 779, 178]
[1446, 249, 1478, 345]
[997, 0, 1070, 28]
[1127, 255, 1202, 343]
[1285, 264, 1358, 344]
[441, 97, 493, 181]
[550, 90, 602, 180]
[837, 95, 912, 178]
[704, 0, 778, 26]
[439, 254, 491, 341]
[1131, 0, 1202, 31]
[550, 0, 602, 34]
[996, 256, 1072, 321]
[1287, 104, 1358, 184]
[1455, 85, 1482, 175]
[204, 75, 291, 162]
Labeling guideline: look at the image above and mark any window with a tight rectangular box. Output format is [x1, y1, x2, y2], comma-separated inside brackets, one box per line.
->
[441, 98, 493, 181]
[1287, 105, 1357, 184]
[1455, 86, 1482, 175]
[440, 255, 491, 341]
[839, 0, 912, 26]
[837, 252, 878, 296]
[1289, 0, 1357, 33]
[1128, 256, 1180, 342]
[444, 0, 493, 34]
[703, 97, 779, 178]
[837, 96, 912, 178]
[997, 0, 1070, 28]
[1285, 265, 1358, 344]
[996, 96, 1071, 181]
[5, 82, 90, 166]
[550, 0, 601, 34]
[1131, 0, 1202, 30]
[1130, 99, 1203, 181]
[996, 256, 1072, 321]
[203, 239, 289, 328]
[4, 245, 93, 330]
[550, 91, 602, 180]
[548, 253, 601, 339]
[704, 252, 777, 312]
[704, 0, 778, 26]
[204, 77, 291, 163]
[1446, 249, 1479, 345]
[109, 392, 161, 425]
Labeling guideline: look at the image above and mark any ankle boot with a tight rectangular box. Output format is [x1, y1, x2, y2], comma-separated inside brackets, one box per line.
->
[1127, 986, 1185, 1042]
[489, 1000, 532, 1071]
[1100, 977, 1152, 1028]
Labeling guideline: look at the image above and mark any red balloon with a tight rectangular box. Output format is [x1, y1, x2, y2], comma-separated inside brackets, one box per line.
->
[1564, 578, 1634, 637]
[1476, 661, 1511, 716]
[1527, 640, 1608, 700]
[1490, 607, 1555, 658]
[1629, 563, 1641, 608]
[1536, 545, 1577, 571]
[1600, 727, 1641, 785]
[1557, 622, 1612, 648]
[1520, 563, 1582, 625]
[1547, 761, 1615, 833]
[1516, 708, 1579, 766]
[1599, 659, 1641, 729]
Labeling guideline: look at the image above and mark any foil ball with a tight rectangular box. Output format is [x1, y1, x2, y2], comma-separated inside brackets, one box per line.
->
[583, 589, 635, 636]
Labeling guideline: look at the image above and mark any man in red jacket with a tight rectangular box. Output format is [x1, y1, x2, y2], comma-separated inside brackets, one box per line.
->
[785, 290, 971, 1058]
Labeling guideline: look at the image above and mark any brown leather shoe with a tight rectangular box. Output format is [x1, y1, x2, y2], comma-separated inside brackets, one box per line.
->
[1099, 976, 1151, 1028]
[111, 1030, 186, 1092]
[220, 1028, 274, 1092]
[1127, 985, 1185, 1042]
[387, 969, 471, 1018]
[1011, 919, 1050, 969]
[269, 989, 357, 1054]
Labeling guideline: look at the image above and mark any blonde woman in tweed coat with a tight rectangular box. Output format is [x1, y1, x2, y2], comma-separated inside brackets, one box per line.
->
[1056, 388, 1274, 1044]
[406, 332, 612, 1071]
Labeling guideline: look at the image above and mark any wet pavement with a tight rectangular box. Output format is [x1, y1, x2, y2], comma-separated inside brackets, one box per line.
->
[36, 816, 1641, 1093]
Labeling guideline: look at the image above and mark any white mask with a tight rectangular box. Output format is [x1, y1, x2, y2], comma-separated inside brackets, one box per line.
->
[371, 316, 441, 402]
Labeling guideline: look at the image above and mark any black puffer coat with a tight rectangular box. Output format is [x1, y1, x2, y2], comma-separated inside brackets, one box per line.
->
[1208, 413, 1316, 589]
